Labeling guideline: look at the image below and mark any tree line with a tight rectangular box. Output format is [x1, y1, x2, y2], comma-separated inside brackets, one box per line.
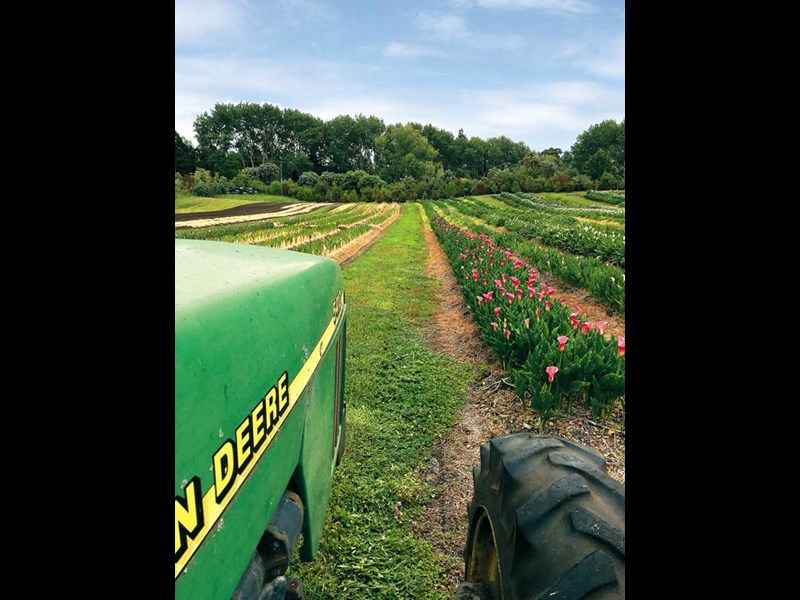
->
[175, 102, 624, 202]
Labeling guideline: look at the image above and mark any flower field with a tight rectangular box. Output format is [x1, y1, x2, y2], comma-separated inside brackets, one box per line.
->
[429, 199, 625, 313]
[425, 206, 625, 426]
[175, 202, 399, 257]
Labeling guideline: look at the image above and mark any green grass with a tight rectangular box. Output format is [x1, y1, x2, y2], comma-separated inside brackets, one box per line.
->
[174, 193, 295, 213]
[288, 204, 478, 599]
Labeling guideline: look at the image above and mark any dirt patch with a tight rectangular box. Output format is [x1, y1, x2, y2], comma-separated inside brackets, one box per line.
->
[175, 202, 329, 229]
[415, 204, 624, 589]
[328, 203, 402, 268]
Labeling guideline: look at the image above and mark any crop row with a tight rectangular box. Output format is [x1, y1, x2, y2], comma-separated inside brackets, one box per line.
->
[585, 190, 625, 205]
[290, 206, 398, 255]
[431, 202, 625, 313]
[446, 197, 625, 268]
[175, 202, 398, 258]
[174, 204, 372, 244]
[425, 207, 625, 424]
[498, 192, 626, 223]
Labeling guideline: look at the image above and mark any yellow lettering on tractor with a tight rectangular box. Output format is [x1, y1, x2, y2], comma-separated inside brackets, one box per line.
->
[213, 441, 236, 503]
[175, 477, 204, 561]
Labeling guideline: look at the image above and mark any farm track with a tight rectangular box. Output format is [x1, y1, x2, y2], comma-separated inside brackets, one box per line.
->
[416, 204, 625, 589]
[175, 201, 329, 228]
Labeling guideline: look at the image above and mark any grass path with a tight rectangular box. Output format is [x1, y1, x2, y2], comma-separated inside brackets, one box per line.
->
[288, 204, 477, 598]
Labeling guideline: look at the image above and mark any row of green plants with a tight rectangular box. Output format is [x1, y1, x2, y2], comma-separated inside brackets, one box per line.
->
[585, 190, 625, 205]
[497, 192, 626, 223]
[448, 197, 625, 268]
[424, 204, 624, 425]
[175, 205, 366, 243]
[291, 209, 395, 255]
[430, 202, 625, 313]
[176, 203, 397, 257]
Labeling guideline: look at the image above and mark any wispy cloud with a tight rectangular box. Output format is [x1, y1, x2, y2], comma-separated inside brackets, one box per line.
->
[409, 10, 526, 51]
[575, 35, 624, 79]
[415, 11, 469, 40]
[382, 42, 438, 58]
[450, 0, 594, 14]
[175, 52, 622, 151]
[175, 0, 246, 47]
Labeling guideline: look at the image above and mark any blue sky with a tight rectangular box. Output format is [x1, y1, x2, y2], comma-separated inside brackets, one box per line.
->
[175, 0, 624, 153]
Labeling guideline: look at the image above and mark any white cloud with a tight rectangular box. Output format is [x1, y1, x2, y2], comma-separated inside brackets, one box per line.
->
[383, 42, 437, 58]
[410, 10, 526, 51]
[175, 55, 622, 151]
[449, 0, 594, 14]
[575, 35, 624, 79]
[175, 0, 246, 47]
[415, 11, 468, 40]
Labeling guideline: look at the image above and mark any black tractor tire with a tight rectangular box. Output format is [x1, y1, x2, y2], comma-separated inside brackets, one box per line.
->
[462, 433, 625, 599]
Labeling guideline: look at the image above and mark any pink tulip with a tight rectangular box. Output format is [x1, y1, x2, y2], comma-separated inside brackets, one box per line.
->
[580, 322, 591, 334]
[500, 259, 505, 265]
[528, 287, 535, 298]
[548, 287, 556, 297]
[495, 279, 502, 288]
[524, 318, 530, 328]
[617, 336, 625, 356]
[472, 269, 479, 280]
[538, 292, 544, 300]
[502, 274, 508, 282]
[535, 307, 541, 320]
[513, 259, 523, 268]
[490, 322, 499, 330]
[557, 336, 568, 351]
[483, 278, 488, 285]
[490, 259, 494, 266]
[494, 307, 502, 316]
[516, 289, 523, 298]
[546, 366, 558, 383]
[595, 321, 607, 334]
[511, 276, 519, 288]
[569, 313, 578, 328]
[503, 329, 511, 339]
[484, 291, 494, 301]
[545, 301, 552, 311]
[507, 293, 515, 304]
[477, 296, 483, 304]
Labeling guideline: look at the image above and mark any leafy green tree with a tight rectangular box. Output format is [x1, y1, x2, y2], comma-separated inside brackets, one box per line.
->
[569, 119, 625, 179]
[298, 171, 320, 186]
[374, 124, 440, 182]
[175, 131, 198, 174]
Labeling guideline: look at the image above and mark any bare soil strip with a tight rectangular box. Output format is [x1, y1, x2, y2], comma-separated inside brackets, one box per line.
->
[416, 205, 624, 588]
[175, 202, 330, 229]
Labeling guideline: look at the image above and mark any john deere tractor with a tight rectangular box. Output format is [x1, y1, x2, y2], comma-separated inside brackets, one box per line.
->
[175, 239, 624, 600]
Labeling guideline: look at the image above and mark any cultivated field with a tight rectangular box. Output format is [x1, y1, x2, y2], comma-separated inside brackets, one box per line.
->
[175, 194, 625, 597]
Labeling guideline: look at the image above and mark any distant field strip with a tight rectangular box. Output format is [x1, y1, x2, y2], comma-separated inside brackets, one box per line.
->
[175, 202, 401, 260]
[431, 199, 625, 313]
[175, 202, 330, 228]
